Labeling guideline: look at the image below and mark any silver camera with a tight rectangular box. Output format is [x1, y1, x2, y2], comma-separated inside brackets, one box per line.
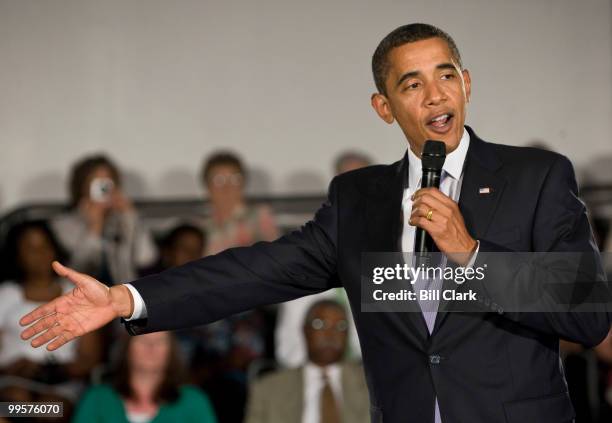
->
[89, 178, 115, 203]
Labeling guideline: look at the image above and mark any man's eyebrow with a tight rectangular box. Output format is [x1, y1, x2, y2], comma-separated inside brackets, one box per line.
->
[395, 63, 459, 88]
[436, 63, 457, 71]
[396, 70, 419, 88]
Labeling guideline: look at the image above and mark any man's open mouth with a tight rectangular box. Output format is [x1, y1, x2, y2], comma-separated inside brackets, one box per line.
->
[426, 113, 454, 134]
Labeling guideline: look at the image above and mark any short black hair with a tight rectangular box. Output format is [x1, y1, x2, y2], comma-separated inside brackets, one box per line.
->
[1, 220, 68, 282]
[372, 23, 463, 96]
[161, 223, 206, 250]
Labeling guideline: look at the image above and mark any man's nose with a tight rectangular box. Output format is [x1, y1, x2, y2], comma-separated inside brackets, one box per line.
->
[424, 81, 447, 106]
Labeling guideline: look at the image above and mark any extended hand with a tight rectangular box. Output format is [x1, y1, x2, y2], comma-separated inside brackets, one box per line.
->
[20, 262, 133, 351]
[409, 187, 477, 265]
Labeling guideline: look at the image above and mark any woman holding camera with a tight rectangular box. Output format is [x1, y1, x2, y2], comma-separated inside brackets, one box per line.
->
[51, 155, 156, 285]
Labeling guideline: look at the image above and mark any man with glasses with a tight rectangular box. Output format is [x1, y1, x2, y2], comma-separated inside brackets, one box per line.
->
[246, 299, 369, 423]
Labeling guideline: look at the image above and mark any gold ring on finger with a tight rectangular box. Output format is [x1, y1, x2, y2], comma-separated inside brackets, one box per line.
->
[426, 209, 434, 221]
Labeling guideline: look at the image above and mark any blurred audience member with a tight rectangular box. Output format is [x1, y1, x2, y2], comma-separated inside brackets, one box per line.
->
[276, 150, 370, 368]
[0, 221, 101, 407]
[246, 300, 369, 423]
[279, 147, 370, 365]
[52, 154, 156, 284]
[333, 150, 372, 175]
[200, 151, 279, 255]
[526, 139, 552, 151]
[194, 151, 279, 422]
[140, 223, 206, 276]
[73, 331, 217, 423]
[139, 223, 208, 372]
[139, 220, 264, 423]
[275, 290, 361, 368]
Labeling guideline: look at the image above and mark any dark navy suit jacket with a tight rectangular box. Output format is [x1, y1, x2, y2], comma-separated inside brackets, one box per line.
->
[126, 127, 611, 423]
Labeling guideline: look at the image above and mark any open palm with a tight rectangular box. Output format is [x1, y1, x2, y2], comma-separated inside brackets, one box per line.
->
[20, 261, 120, 351]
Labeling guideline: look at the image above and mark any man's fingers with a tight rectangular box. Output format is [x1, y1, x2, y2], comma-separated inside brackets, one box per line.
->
[19, 301, 57, 327]
[413, 187, 455, 206]
[52, 261, 75, 279]
[30, 323, 63, 348]
[410, 204, 433, 221]
[411, 216, 437, 233]
[412, 195, 452, 218]
[47, 331, 75, 351]
[21, 313, 58, 340]
[52, 261, 95, 288]
[29, 322, 76, 351]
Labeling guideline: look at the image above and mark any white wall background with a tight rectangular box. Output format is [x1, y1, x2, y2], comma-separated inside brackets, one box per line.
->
[1, 0, 611, 213]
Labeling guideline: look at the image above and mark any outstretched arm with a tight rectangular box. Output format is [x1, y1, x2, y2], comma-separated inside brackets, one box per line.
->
[19, 261, 134, 351]
[125, 179, 340, 335]
[21, 178, 340, 348]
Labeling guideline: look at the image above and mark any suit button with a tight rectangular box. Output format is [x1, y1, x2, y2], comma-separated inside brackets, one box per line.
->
[429, 354, 441, 365]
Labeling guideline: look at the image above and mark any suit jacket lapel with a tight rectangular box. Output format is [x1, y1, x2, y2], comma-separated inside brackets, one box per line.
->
[433, 127, 507, 333]
[457, 127, 506, 239]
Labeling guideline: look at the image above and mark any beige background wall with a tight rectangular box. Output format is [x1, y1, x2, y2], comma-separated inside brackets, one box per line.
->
[1, 0, 611, 213]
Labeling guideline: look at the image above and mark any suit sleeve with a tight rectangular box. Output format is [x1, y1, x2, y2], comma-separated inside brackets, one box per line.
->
[473, 155, 611, 347]
[124, 179, 340, 335]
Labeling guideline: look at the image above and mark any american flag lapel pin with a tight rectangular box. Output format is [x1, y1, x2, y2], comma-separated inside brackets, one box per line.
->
[479, 187, 492, 195]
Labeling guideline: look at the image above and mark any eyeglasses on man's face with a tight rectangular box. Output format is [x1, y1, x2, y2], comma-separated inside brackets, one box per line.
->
[209, 173, 244, 188]
[308, 318, 348, 332]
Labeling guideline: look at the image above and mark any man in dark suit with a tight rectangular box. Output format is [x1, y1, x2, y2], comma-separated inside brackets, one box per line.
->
[20, 23, 611, 422]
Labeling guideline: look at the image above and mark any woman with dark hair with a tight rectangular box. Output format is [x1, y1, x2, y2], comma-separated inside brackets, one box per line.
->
[51, 154, 156, 284]
[73, 331, 217, 423]
[139, 223, 207, 277]
[0, 221, 102, 405]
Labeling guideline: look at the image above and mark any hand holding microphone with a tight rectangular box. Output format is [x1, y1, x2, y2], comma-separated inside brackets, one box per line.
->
[410, 140, 477, 265]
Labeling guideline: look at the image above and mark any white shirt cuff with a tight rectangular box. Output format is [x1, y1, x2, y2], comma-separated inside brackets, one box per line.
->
[124, 283, 148, 320]
[465, 241, 480, 268]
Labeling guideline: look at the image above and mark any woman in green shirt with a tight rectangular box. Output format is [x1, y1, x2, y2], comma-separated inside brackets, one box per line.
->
[73, 331, 216, 423]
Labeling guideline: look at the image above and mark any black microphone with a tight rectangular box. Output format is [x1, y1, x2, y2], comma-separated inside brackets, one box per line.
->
[414, 140, 446, 254]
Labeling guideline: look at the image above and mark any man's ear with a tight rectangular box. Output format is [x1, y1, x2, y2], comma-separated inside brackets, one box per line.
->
[462, 69, 472, 103]
[371, 93, 395, 124]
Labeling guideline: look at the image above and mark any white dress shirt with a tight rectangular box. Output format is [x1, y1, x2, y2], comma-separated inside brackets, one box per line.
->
[401, 128, 475, 423]
[302, 362, 343, 423]
[402, 128, 470, 253]
[124, 283, 146, 320]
